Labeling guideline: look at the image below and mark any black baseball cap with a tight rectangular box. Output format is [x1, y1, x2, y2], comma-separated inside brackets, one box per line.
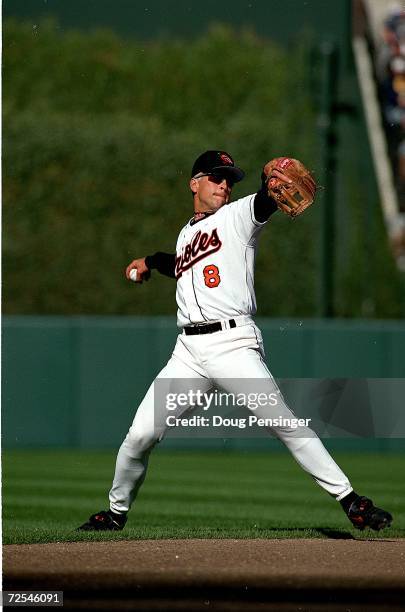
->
[191, 150, 245, 183]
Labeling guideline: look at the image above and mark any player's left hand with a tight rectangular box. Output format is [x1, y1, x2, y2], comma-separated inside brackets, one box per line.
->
[262, 157, 316, 218]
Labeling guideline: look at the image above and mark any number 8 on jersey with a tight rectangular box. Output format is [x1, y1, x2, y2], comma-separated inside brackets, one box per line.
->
[203, 264, 220, 288]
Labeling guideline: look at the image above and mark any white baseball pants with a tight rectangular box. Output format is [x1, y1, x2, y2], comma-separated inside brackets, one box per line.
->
[109, 319, 352, 513]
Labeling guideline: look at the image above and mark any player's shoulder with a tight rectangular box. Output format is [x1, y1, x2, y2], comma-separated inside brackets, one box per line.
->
[206, 194, 255, 221]
[226, 193, 256, 220]
[228, 193, 255, 209]
[178, 193, 256, 233]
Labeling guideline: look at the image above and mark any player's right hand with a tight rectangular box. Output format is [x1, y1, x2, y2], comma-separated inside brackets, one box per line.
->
[125, 258, 151, 284]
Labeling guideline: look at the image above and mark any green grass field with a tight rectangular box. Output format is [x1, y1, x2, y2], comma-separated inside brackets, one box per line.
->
[3, 449, 405, 544]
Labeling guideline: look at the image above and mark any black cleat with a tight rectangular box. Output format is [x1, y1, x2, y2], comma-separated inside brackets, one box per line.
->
[77, 510, 127, 531]
[347, 496, 393, 531]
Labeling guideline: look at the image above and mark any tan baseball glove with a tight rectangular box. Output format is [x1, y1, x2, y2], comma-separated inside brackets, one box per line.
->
[262, 157, 317, 217]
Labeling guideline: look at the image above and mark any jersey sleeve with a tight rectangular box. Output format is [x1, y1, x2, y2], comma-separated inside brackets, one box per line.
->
[228, 193, 274, 246]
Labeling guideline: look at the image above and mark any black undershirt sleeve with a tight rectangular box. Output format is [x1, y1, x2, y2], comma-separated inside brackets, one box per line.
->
[253, 189, 278, 223]
[145, 252, 176, 278]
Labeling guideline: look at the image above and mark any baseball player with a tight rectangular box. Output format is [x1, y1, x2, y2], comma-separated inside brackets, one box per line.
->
[78, 151, 392, 532]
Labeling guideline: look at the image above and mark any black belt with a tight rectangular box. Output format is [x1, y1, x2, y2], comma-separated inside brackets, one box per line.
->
[184, 319, 236, 335]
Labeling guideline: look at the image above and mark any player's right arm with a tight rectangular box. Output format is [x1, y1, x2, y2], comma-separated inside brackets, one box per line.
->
[126, 252, 176, 284]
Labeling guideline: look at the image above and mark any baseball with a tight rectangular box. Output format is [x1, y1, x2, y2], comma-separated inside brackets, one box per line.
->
[129, 269, 138, 282]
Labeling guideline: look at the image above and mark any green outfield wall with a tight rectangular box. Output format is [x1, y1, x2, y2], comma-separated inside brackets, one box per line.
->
[2, 316, 405, 450]
[4, 0, 352, 48]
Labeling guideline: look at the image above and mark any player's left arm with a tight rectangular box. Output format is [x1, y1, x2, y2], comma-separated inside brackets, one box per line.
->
[229, 179, 278, 245]
[253, 186, 278, 222]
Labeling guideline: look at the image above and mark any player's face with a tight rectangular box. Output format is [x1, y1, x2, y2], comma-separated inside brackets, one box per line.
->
[190, 174, 233, 212]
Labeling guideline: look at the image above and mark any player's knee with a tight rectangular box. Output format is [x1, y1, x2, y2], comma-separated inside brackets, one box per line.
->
[125, 427, 159, 453]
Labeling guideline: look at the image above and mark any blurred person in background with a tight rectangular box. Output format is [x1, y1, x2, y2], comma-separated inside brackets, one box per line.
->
[376, 3, 405, 208]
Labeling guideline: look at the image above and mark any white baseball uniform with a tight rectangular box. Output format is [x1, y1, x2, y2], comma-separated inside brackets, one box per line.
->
[109, 194, 352, 513]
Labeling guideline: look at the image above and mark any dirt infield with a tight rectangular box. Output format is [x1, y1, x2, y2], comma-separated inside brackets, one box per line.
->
[4, 538, 405, 610]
